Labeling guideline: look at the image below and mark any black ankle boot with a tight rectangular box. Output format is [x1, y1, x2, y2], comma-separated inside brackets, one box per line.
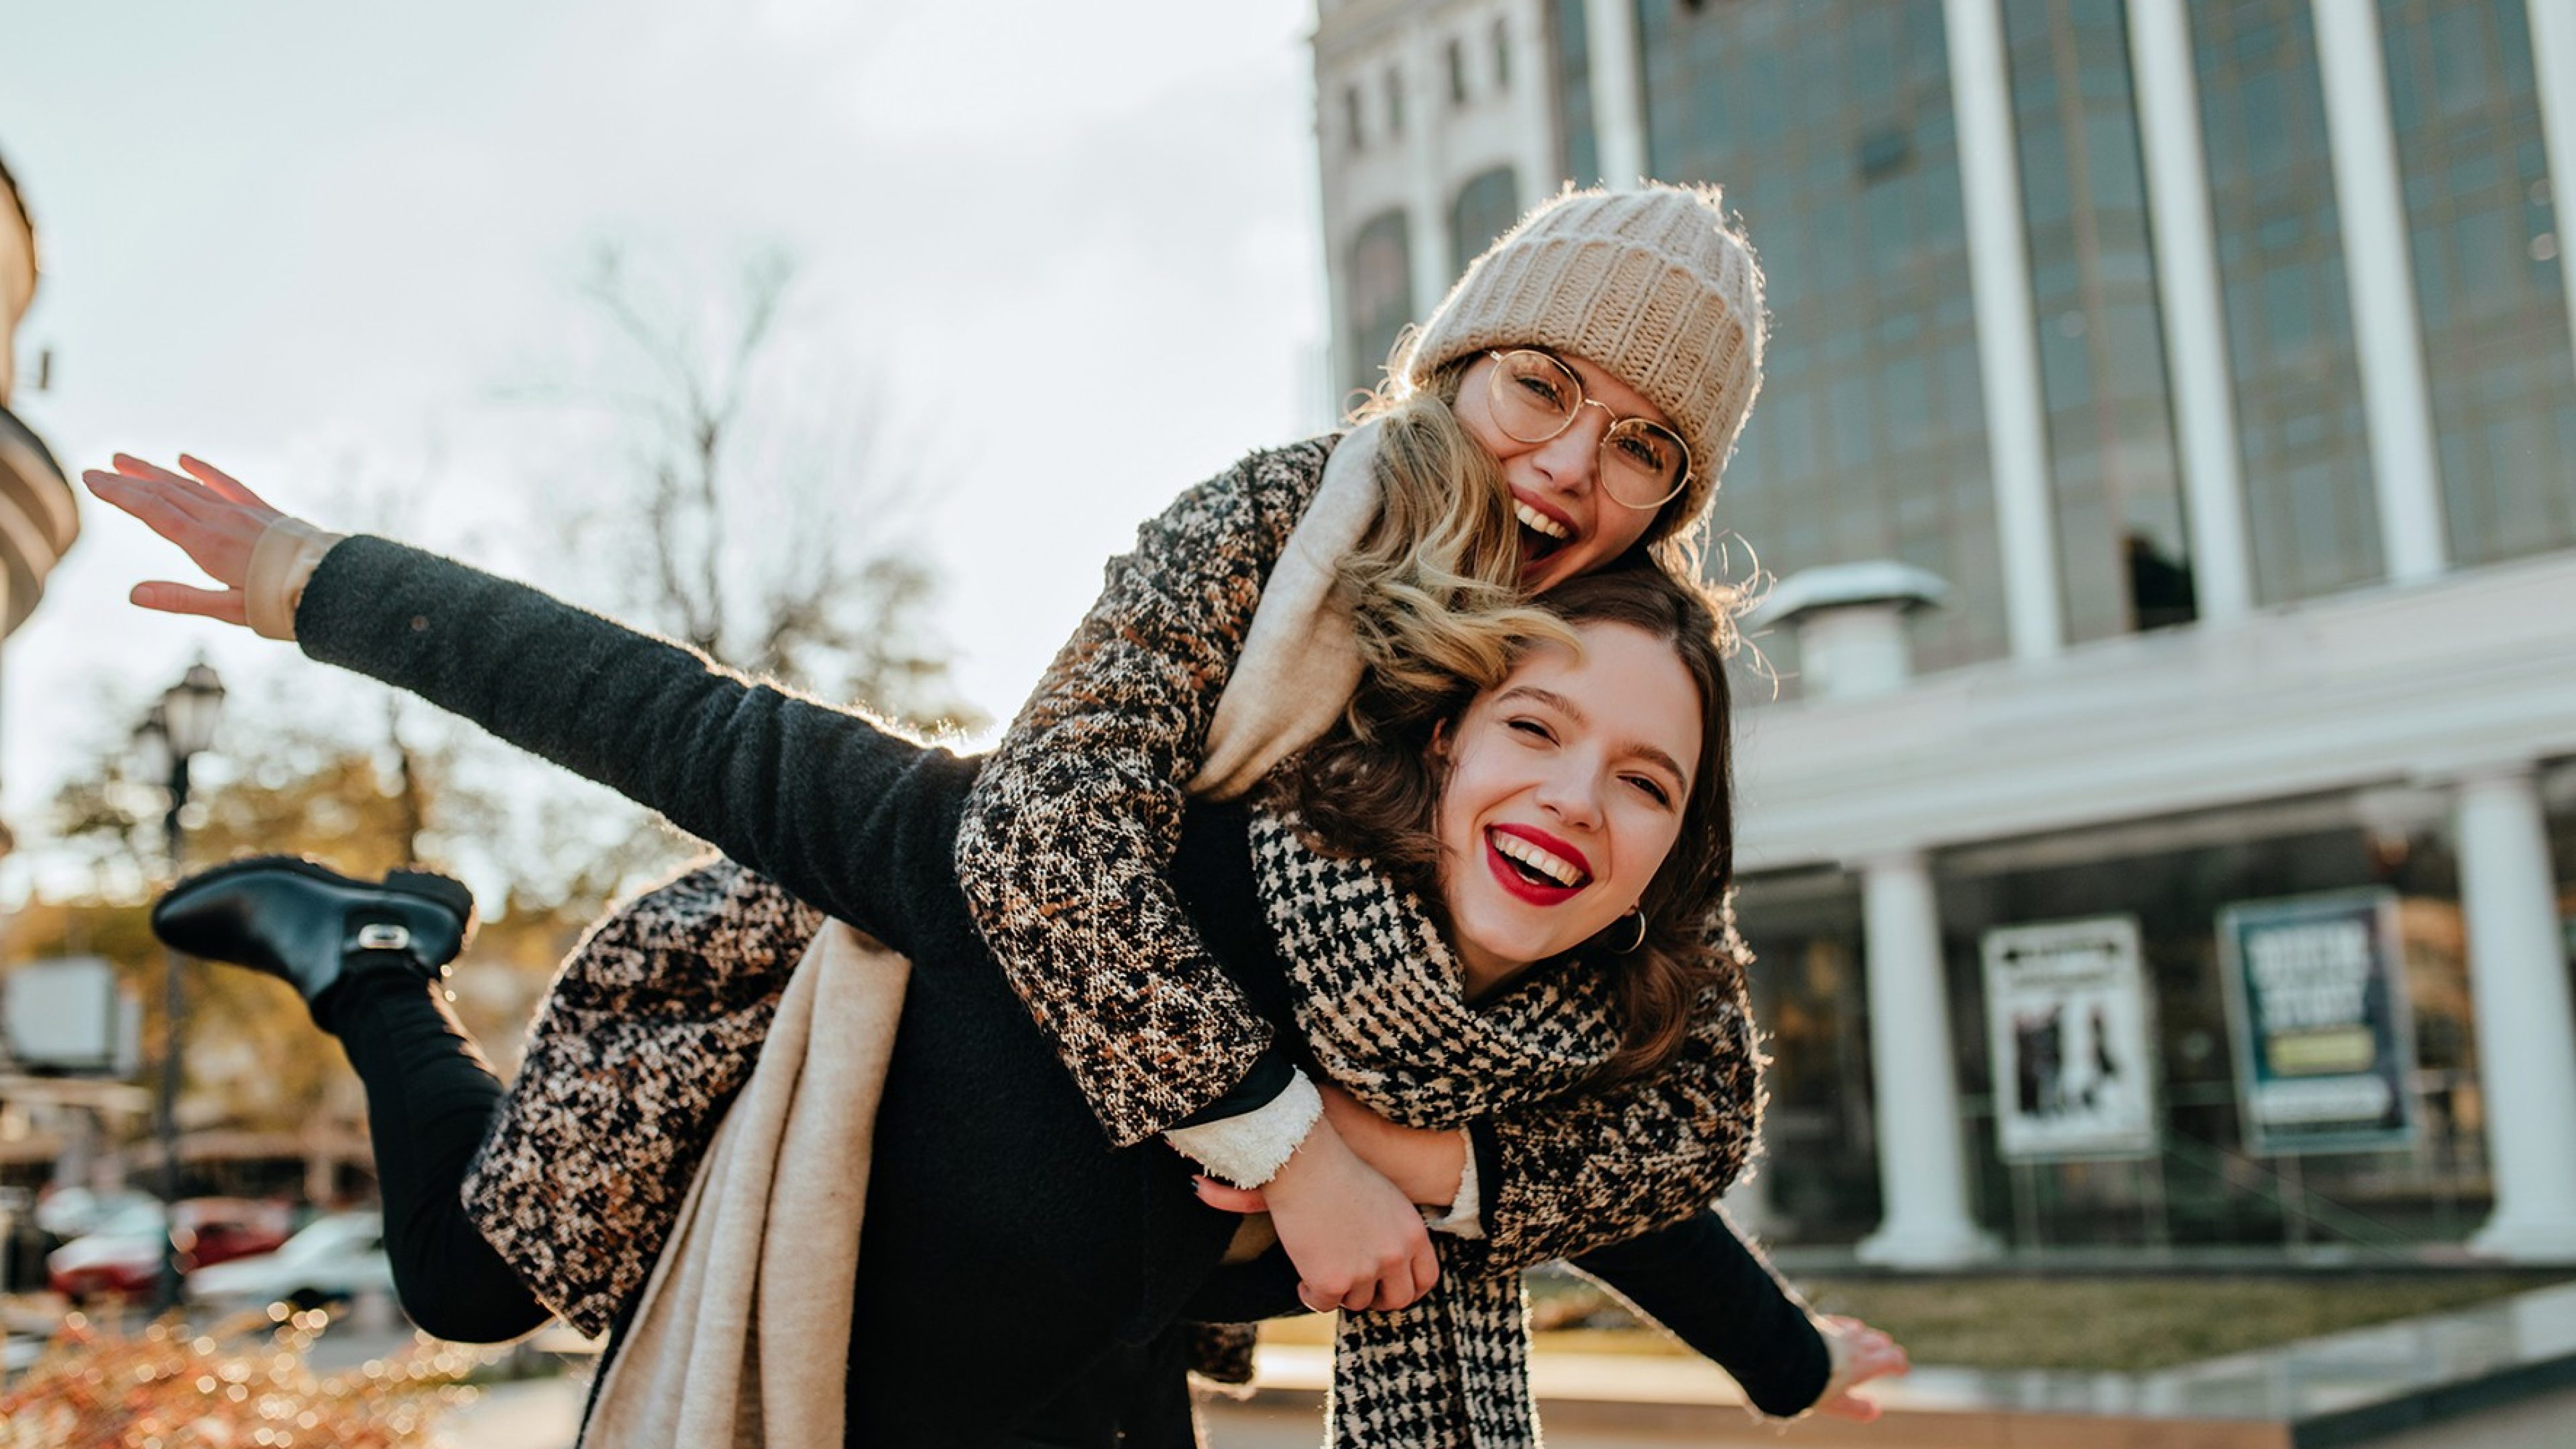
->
[152, 856, 478, 1024]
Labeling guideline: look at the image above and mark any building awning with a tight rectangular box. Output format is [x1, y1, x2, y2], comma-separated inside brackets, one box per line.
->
[0, 402, 75, 637]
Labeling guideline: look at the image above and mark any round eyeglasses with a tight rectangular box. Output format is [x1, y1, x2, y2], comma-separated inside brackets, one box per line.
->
[1484, 350, 1693, 511]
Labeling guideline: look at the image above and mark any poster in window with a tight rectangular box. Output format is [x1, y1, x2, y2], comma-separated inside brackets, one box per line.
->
[1982, 915, 2158, 1161]
[2219, 889, 2418, 1155]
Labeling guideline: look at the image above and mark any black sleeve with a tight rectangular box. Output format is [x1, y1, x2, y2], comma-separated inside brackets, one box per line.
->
[295, 535, 967, 955]
[1566, 1208, 1832, 1419]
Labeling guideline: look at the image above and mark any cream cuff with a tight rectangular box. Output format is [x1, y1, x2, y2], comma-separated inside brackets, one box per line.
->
[1422, 1128, 1484, 1238]
[1161, 1069, 1325, 1189]
[245, 517, 346, 641]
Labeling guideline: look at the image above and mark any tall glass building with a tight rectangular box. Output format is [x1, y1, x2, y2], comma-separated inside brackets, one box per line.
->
[1313, 0, 2576, 1262]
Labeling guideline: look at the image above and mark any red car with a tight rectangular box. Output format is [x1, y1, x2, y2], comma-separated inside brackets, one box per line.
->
[46, 1197, 290, 1301]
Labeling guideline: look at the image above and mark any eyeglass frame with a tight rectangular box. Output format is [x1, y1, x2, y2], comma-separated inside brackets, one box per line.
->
[1483, 350, 1694, 511]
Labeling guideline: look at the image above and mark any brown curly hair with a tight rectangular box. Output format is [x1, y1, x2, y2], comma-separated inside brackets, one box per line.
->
[1271, 566, 1742, 1086]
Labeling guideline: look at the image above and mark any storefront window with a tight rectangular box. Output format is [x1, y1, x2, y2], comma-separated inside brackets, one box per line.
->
[1934, 800, 2487, 1250]
[1733, 869, 1881, 1240]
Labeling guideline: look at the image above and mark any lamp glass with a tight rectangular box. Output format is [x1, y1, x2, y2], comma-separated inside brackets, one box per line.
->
[130, 709, 173, 784]
[160, 661, 226, 759]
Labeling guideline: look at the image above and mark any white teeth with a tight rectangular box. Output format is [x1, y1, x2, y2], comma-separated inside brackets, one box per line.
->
[1514, 501, 1571, 540]
[1492, 830, 1585, 887]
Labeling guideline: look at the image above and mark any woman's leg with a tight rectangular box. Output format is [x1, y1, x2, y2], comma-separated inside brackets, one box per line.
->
[321, 973, 549, 1342]
[152, 859, 547, 1342]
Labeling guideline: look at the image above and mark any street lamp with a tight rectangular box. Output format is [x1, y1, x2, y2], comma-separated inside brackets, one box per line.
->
[137, 657, 223, 1312]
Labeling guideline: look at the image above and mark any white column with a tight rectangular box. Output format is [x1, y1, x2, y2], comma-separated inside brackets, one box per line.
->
[1856, 850, 1997, 1266]
[2312, 0, 2449, 582]
[2128, 0, 2257, 625]
[2523, 0, 2576, 368]
[1404, 28, 1455, 319]
[1583, 0, 1647, 189]
[1944, 0, 2065, 662]
[1512, 0, 1561, 197]
[2453, 763, 2576, 1260]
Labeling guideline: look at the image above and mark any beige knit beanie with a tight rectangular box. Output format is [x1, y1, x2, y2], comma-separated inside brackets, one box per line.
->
[1399, 182, 1766, 542]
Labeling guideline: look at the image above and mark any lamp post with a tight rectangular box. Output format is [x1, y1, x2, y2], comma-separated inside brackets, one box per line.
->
[137, 657, 224, 1312]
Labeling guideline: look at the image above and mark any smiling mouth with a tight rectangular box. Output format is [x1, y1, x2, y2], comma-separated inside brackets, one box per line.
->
[1515, 501, 1571, 569]
[1486, 827, 1591, 903]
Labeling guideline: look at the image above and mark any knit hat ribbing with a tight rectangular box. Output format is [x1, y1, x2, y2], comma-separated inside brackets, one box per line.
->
[1399, 183, 1766, 543]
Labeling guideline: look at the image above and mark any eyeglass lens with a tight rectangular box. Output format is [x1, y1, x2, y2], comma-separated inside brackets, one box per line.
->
[1486, 352, 1689, 509]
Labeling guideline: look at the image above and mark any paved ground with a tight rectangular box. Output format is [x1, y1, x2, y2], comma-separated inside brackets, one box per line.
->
[431, 1377, 1795, 1449]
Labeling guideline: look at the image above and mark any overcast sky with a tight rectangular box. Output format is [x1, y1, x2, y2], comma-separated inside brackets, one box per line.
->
[0, 1, 1327, 894]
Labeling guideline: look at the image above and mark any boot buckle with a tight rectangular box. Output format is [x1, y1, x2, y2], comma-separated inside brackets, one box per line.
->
[355, 923, 413, 951]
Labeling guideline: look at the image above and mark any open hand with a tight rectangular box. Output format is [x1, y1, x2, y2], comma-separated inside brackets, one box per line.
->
[1811, 1313, 1909, 1421]
[81, 454, 283, 626]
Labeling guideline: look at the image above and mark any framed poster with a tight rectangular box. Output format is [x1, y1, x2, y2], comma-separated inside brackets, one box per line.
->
[1982, 915, 2158, 1161]
[2217, 890, 2418, 1155]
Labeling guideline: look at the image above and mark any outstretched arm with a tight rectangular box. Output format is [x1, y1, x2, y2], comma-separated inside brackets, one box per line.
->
[87, 455, 964, 958]
[1569, 1210, 1909, 1422]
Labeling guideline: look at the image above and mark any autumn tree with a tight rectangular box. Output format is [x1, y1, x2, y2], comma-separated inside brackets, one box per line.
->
[541, 243, 978, 721]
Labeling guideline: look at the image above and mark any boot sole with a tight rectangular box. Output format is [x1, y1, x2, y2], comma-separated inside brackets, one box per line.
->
[154, 854, 480, 946]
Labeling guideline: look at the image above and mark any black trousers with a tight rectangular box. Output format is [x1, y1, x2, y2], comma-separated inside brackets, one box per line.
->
[329, 952, 1241, 1447]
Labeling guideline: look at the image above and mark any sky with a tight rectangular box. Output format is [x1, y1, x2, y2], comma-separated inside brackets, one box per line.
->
[0, 1, 1329, 894]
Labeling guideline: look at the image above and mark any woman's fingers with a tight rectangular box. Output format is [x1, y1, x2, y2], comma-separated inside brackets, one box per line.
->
[1813, 1314, 1909, 1421]
[177, 453, 279, 512]
[111, 453, 194, 486]
[85, 461, 271, 588]
[1191, 1177, 1268, 1214]
[1366, 1250, 1431, 1312]
[87, 470, 212, 539]
[1817, 1393, 1885, 1423]
[133, 581, 249, 625]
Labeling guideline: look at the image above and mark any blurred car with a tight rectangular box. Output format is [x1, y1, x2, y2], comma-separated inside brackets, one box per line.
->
[32, 1185, 162, 1240]
[46, 1197, 290, 1301]
[189, 1212, 392, 1311]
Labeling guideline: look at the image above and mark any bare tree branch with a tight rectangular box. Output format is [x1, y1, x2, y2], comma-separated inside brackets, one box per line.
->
[535, 241, 979, 727]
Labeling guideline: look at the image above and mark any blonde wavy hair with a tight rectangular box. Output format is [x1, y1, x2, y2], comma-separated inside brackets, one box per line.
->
[1335, 355, 1731, 711]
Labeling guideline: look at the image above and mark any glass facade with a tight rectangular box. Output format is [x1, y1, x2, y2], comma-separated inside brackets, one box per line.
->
[1638, 0, 2007, 685]
[1451, 165, 1523, 274]
[1550, 0, 1600, 187]
[2379, 0, 2576, 566]
[1734, 871, 1881, 1241]
[2004, 0, 2196, 638]
[1347, 210, 1414, 390]
[2192, 0, 2388, 602]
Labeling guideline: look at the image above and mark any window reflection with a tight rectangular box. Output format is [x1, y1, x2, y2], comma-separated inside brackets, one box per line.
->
[1345, 211, 1412, 393]
[1450, 166, 1520, 276]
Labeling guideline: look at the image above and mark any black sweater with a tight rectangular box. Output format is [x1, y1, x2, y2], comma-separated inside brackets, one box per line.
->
[296, 535, 1831, 1416]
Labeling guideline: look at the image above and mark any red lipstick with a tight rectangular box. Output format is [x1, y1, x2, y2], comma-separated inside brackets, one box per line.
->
[1483, 825, 1591, 906]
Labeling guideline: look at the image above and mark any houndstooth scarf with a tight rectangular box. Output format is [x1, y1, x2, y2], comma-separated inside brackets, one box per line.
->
[1251, 807, 1630, 1449]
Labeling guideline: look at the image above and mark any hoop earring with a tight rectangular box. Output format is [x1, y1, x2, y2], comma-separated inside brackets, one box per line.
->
[1611, 910, 1646, 955]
